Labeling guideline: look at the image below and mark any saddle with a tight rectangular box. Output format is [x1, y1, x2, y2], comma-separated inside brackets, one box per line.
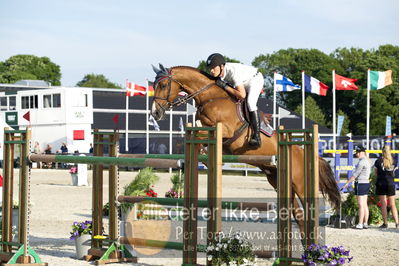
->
[239, 101, 274, 137]
[223, 101, 274, 146]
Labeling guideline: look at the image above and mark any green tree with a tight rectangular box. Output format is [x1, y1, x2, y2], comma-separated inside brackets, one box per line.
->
[252, 48, 341, 115]
[294, 96, 327, 126]
[331, 46, 399, 135]
[0, 55, 61, 85]
[76, 74, 121, 88]
[252, 45, 399, 135]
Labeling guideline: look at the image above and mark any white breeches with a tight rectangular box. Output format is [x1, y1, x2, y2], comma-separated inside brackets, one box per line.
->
[246, 73, 264, 112]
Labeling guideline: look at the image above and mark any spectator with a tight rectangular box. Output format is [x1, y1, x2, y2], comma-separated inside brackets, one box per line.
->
[89, 143, 93, 154]
[342, 146, 371, 229]
[59, 142, 68, 168]
[60, 142, 68, 154]
[374, 145, 399, 228]
[44, 144, 52, 154]
[43, 144, 53, 168]
[157, 143, 167, 154]
[33, 141, 41, 168]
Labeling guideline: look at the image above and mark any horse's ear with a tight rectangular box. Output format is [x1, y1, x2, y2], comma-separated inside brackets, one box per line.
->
[159, 64, 166, 72]
[152, 64, 161, 74]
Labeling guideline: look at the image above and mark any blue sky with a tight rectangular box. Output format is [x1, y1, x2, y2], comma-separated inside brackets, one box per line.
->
[0, 0, 398, 87]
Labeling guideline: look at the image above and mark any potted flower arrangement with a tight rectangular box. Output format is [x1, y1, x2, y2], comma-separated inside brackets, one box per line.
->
[70, 220, 92, 259]
[69, 166, 78, 186]
[165, 172, 184, 198]
[206, 232, 256, 266]
[302, 244, 352, 265]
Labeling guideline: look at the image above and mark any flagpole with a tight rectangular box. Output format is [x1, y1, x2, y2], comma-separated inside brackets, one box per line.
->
[169, 109, 173, 173]
[332, 70, 336, 152]
[125, 80, 129, 152]
[146, 79, 150, 154]
[273, 72, 277, 129]
[301, 70, 305, 129]
[192, 99, 195, 124]
[366, 69, 370, 150]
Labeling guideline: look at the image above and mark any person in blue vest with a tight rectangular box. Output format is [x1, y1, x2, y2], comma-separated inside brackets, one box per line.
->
[60, 142, 68, 154]
[60, 142, 68, 168]
[206, 53, 264, 148]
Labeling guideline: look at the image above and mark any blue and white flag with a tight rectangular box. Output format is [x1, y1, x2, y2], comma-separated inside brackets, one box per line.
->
[337, 115, 344, 136]
[148, 115, 160, 131]
[179, 117, 184, 132]
[274, 73, 301, 92]
[385, 116, 392, 137]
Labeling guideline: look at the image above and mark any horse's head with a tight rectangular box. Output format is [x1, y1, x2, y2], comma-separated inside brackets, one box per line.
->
[151, 64, 182, 120]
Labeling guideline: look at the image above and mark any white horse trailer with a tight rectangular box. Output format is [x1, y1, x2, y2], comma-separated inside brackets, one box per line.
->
[0, 85, 93, 154]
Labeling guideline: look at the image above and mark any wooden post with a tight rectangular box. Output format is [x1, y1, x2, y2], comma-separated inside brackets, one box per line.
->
[206, 123, 222, 266]
[183, 123, 199, 265]
[2, 128, 13, 252]
[277, 125, 292, 263]
[276, 125, 320, 265]
[18, 127, 31, 262]
[92, 129, 104, 250]
[108, 131, 119, 259]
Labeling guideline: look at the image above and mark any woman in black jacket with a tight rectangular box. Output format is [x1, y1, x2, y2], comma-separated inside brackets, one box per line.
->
[374, 145, 399, 228]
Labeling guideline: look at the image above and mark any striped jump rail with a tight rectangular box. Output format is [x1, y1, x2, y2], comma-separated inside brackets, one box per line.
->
[119, 154, 274, 165]
[28, 154, 182, 169]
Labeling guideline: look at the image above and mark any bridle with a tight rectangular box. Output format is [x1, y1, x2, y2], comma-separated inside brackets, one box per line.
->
[153, 68, 215, 113]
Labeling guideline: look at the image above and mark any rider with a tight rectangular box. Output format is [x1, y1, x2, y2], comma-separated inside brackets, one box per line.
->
[206, 53, 264, 148]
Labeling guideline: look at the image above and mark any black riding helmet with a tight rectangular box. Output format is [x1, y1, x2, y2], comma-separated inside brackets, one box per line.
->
[206, 53, 225, 69]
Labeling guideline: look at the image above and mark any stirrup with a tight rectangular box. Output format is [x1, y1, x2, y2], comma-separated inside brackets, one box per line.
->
[248, 135, 261, 148]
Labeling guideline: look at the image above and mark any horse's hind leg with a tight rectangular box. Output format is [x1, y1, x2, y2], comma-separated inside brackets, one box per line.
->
[261, 166, 306, 244]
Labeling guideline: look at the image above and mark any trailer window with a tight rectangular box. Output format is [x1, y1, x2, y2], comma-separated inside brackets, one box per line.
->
[9, 96, 16, 110]
[0, 97, 7, 111]
[21, 95, 38, 109]
[43, 94, 61, 108]
[43, 95, 52, 108]
[22, 96, 29, 109]
[53, 94, 61, 107]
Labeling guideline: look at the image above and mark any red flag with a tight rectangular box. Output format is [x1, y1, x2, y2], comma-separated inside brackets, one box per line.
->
[112, 114, 119, 125]
[23, 111, 30, 122]
[335, 74, 359, 90]
[126, 81, 146, 96]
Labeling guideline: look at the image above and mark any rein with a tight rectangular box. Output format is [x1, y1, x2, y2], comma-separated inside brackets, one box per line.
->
[154, 69, 216, 112]
[170, 79, 215, 109]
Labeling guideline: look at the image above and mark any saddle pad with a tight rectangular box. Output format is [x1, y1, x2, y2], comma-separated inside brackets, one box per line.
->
[260, 120, 274, 137]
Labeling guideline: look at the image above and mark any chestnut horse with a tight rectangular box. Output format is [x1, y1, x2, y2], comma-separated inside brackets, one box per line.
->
[151, 64, 340, 229]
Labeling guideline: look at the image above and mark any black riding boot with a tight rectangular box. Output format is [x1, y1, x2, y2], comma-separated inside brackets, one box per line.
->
[248, 111, 261, 148]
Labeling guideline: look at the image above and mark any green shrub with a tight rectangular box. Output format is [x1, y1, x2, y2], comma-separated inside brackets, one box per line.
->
[165, 172, 184, 198]
[121, 168, 160, 213]
[341, 193, 358, 217]
[123, 167, 160, 197]
[368, 204, 383, 225]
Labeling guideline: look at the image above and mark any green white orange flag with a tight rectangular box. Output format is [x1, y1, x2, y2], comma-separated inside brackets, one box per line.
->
[369, 70, 393, 90]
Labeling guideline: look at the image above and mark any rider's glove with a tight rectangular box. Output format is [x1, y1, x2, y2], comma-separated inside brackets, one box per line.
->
[216, 78, 228, 90]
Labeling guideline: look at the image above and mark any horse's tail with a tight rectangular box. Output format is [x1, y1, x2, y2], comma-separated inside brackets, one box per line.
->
[319, 158, 341, 210]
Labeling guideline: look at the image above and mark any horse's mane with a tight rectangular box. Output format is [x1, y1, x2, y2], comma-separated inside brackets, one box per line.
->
[170, 66, 216, 81]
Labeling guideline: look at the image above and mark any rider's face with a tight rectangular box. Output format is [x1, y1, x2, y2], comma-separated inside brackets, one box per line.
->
[209, 65, 222, 77]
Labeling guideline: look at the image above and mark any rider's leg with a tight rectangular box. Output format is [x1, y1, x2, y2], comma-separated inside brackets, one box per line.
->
[247, 73, 263, 148]
[248, 110, 261, 147]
